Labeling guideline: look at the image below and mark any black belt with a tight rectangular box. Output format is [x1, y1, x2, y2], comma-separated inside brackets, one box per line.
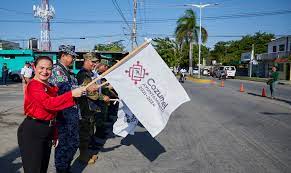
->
[26, 116, 54, 127]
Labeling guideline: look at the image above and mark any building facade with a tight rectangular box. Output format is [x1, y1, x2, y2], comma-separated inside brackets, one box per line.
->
[0, 40, 20, 50]
[0, 49, 128, 78]
[257, 36, 291, 80]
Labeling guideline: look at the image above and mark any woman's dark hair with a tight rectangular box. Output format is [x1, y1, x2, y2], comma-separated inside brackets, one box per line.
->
[34, 56, 53, 66]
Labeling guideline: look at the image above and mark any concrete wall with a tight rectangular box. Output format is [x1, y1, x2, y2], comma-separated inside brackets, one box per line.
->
[268, 36, 291, 53]
[0, 56, 34, 78]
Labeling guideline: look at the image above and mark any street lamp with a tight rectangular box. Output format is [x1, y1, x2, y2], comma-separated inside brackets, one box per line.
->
[186, 2, 218, 78]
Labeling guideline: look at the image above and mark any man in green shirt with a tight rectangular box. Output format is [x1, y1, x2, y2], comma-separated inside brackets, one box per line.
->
[268, 66, 279, 99]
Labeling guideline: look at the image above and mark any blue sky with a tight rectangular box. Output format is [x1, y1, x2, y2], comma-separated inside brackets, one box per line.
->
[0, 0, 290, 51]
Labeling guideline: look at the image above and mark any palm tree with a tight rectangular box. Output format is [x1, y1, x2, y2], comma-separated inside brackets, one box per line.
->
[175, 9, 208, 46]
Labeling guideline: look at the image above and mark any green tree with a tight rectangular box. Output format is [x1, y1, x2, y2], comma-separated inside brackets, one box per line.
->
[153, 37, 210, 68]
[93, 41, 125, 52]
[210, 32, 275, 65]
[152, 37, 181, 67]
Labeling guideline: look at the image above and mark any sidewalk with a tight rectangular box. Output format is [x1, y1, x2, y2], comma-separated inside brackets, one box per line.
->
[278, 80, 291, 86]
[235, 76, 291, 86]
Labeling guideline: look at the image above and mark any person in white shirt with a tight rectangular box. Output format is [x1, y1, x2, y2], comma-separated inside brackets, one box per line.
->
[21, 62, 33, 91]
[179, 68, 187, 83]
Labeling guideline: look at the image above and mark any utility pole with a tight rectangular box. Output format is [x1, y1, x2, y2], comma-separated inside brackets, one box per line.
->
[33, 0, 55, 51]
[249, 44, 254, 77]
[185, 2, 218, 78]
[132, 0, 137, 50]
[189, 42, 193, 75]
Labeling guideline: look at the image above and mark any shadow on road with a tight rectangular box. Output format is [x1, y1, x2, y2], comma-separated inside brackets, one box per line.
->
[120, 131, 166, 162]
[0, 147, 22, 173]
[247, 92, 291, 106]
[260, 112, 291, 116]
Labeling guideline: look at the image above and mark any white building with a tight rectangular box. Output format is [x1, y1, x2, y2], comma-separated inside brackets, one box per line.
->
[257, 36, 291, 80]
[0, 40, 20, 50]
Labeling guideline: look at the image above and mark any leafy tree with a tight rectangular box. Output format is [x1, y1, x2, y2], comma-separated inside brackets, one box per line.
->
[93, 41, 125, 52]
[153, 37, 209, 68]
[210, 32, 275, 65]
[153, 37, 181, 67]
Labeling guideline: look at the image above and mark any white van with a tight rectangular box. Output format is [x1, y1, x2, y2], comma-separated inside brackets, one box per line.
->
[218, 66, 236, 79]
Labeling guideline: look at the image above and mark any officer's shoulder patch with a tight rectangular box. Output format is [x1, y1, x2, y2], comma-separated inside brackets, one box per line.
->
[57, 76, 64, 82]
[56, 70, 64, 76]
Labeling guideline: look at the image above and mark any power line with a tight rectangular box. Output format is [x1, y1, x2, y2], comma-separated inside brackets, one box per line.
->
[5, 34, 124, 42]
[1, 9, 290, 25]
[138, 33, 290, 38]
[142, 9, 291, 23]
[0, 7, 32, 15]
[112, 0, 131, 30]
[4, 33, 289, 43]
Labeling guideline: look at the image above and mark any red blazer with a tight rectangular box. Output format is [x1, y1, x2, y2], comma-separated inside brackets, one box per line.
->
[24, 79, 75, 121]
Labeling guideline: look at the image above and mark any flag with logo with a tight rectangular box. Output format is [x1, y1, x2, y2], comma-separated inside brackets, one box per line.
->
[113, 100, 139, 137]
[105, 42, 190, 137]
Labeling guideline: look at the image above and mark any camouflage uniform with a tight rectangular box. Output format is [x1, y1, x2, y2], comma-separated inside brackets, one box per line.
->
[49, 45, 80, 172]
[76, 53, 102, 161]
[94, 59, 112, 138]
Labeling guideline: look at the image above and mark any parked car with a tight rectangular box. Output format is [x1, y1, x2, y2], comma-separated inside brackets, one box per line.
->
[9, 70, 22, 82]
[224, 66, 236, 78]
[193, 67, 199, 75]
[202, 69, 210, 76]
[216, 66, 236, 79]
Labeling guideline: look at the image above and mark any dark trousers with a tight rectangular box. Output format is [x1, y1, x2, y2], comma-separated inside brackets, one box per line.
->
[269, 82, 277, 97]
[2, 74, 7, 85]
[79, 118, 95, 159]
[17, 117, 53, 173]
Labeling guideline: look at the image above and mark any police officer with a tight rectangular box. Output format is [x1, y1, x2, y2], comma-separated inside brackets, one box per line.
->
[76, 52, 110, 164]
[49, 45, 80, 173]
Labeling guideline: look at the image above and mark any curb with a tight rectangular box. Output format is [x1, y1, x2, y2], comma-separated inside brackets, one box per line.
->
[187, 77, 212, 84]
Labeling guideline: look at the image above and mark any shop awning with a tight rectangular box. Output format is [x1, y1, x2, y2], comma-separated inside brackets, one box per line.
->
[273, 58, 290, 63]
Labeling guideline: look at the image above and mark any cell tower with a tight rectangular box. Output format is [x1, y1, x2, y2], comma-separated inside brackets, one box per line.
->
[33, 0, 55, 51]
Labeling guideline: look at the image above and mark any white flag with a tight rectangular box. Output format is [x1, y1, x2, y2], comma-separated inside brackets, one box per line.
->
[113, 100, 139, 137]
[105, 43, 190, 137]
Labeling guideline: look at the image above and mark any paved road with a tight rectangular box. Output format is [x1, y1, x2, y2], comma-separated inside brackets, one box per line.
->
[211, 77, 291, 103]
[0, 81, 290, 173]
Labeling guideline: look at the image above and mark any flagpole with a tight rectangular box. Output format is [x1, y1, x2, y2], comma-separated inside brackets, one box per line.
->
[84, 40, 151, 89]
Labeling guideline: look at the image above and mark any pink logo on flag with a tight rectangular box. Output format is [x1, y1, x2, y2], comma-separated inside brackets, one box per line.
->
[125, 61, 149, 84]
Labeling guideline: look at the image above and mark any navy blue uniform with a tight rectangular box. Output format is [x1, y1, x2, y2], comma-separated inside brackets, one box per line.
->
[49, 63, 80, 172]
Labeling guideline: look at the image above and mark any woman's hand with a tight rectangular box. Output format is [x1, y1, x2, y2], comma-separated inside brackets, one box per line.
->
[87, 83, 98, 92]
[72, 86, 86, 97]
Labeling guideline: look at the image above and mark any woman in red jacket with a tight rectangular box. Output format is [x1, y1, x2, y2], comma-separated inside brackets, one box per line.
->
[17, 56, 86, 173]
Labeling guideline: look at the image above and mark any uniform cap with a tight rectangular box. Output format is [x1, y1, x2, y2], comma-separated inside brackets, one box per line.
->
[100, 59, 110, 66]
[83, 52, 98, 61]
[59, 45, 78, 56]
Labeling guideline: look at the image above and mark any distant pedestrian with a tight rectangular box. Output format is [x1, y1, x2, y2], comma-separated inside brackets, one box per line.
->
[267, 66, 279, 99]
[179, 68, 186, 83]
[17, 56, 85, 173]
[1, 63, 9, 86]
[21, 62, 33, 91]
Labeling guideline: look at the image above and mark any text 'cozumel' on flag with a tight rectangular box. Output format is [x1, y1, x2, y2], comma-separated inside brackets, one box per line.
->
[104, 41, 190, 137]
